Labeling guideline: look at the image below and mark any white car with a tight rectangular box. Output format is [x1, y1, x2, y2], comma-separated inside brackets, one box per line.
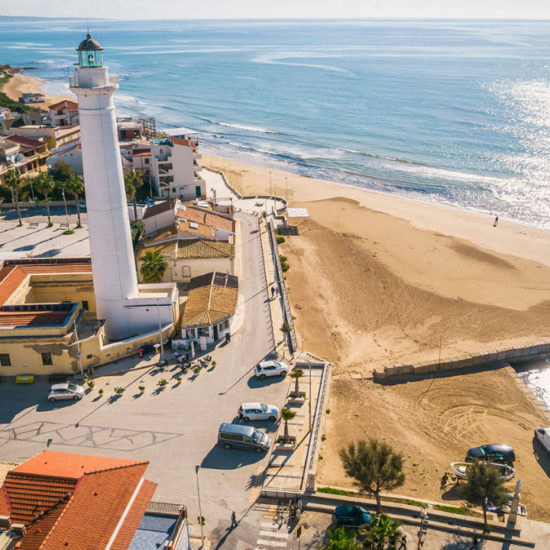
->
[48, 382, 85, 402]
[535, 427, 550, 452]
[239, 402, 280, 422]
[254, 360, 289, 379]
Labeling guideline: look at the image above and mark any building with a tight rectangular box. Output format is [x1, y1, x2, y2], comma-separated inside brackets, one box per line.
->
[0, 107, 9, 124]
[69, 33, 178, 340]
[7, 124, 80, 151]
[0, 258, 179, 377]
[180, 272, 238, 347]
[150, 133, 204, 200]
[0, 134, 50, 178]
[47, 142, 83, 174]
[48, 99, 79, 126]
[0, 450, 190, 550]
[18, 92, 45, 104]
[137, 238, 235, 283]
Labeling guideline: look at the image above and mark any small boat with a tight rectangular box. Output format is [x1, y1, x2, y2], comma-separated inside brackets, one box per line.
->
[451, 462, 515, 481]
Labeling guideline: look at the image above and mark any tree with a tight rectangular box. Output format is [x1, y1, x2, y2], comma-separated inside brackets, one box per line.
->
[140, 250, 168, 283]
[34, 172, 55, 226]
[280, 407, 296, 443]
[339, 439, 405, 513]
[360, 513, 402, 550]
[462, 460, 508, 532]
[49, 160, 74, 183]
[124, 170, 144, 222]
[291, 368, 303, 395]
[320, 527, 361, 550]
[64, 173, 84, 228]
[4, 170, 23, 226]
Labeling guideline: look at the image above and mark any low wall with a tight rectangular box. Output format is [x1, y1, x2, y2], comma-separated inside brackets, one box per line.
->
[242, 194, 288, 215]
[374, 342, 550, 380]
[1, 200, 79, 209]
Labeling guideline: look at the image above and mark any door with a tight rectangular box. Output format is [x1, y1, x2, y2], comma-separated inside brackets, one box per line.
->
[195, 185, 201, 198]
[213, 324, 219, 340]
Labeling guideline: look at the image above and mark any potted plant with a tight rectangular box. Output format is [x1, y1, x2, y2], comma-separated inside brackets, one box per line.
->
[157, 379, 168, 387]
[98, 388, 103, 397]
[86, 380, 95, 391]
[290, 369, 306, 399]
[276, 408, 297, 450]
[139, 385, 145, 394]
[176, 377, 182, 385]
[114, 386, 125, 395]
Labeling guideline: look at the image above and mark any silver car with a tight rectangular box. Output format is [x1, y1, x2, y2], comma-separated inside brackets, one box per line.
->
[239, 402, 280, 422]
[48, 382, 85, 402]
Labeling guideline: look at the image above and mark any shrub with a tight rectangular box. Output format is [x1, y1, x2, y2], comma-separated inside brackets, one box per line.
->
[98, 388, 103, 396]
[176, 377, 182, 384]
[281, 262, 290, 272]
[211, 361, 217, 368]
[63, 229, 75, 235]
[87, 380, 95, 389]
[279, 255, 288, 262]
[157, 379, 168, 387]
[114, 387, 125, 394]
[139, 385, 145, 393]
[280, 321, 291, 333]
[193, 366, 201, 374]
[276, 236, 285, 244]
[322, 434, 327, 441]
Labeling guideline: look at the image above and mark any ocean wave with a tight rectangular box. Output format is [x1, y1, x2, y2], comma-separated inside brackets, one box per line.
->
[198, 117, 281, 135]
[252, 53, 355, 76]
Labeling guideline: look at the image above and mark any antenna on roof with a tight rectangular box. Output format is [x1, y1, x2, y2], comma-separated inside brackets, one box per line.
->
[86, 18, 90, 35]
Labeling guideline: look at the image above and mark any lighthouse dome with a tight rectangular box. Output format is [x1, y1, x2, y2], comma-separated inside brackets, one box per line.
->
[76, 33, 104, 68]
[78, 34, 103, 51]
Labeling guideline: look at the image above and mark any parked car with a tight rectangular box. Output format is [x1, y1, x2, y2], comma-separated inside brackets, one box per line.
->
[218, 423, 271, 453]
[238, 402, 279, 422]
[333, 505, 371, 528]
[254, 360, 289, 379]
[48, 382, 84, 402]
[466, 444, 515, 464]
[534, 427, 550, 452]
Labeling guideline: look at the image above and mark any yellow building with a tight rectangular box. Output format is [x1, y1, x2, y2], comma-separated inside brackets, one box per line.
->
[0, 258, 178, 377]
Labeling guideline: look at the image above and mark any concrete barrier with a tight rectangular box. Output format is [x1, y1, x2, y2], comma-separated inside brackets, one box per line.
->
[382, 342, 550, 380]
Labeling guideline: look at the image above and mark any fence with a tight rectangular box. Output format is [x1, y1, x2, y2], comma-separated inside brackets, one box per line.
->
[267, 219, 297, 354]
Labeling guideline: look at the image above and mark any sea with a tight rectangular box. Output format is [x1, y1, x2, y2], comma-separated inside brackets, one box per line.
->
[1, 18, 550, 230]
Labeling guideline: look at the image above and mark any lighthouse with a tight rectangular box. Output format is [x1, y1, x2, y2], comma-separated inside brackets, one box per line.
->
[70, 34, 177, 340]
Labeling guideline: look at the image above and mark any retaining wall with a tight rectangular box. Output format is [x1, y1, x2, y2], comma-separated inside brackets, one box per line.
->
[374, 342, 550, 380]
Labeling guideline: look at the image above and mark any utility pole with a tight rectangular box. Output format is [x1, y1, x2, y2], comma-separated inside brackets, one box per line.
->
[157, 298, 164, 362]
[61, 186, 70, 228]
[73, 322, 84, 379]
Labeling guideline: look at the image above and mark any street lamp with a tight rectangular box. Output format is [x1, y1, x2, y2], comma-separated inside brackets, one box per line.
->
[157, 298, 164, 362]
[195, 465, 205, 547]
[61, 186, 70, 229]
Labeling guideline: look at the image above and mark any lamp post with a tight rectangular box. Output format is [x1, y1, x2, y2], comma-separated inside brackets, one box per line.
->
[73, 321, 84, 379]
[157, 298, 164, 362]
[61, 186, 70, 228]
[195, 465, 204, 547]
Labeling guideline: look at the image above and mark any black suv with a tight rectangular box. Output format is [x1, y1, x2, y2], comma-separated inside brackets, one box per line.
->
[466, 444, 515, 464]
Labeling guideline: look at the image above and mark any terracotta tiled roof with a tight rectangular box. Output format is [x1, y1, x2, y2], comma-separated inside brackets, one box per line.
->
[5, 134, 45, 149]
[177, 239, 234, 259]
[177, 219, 215, 239]
[110, 480, 157, 550]
[1, 451, 154, 550]
[178, 205, 234, 234]
[48, 100, 79, 112]
[18, 262, 92, 275]
[182, 272, 238, 328]
[0, 266, 27, 306]
[0, 311, 69, 327]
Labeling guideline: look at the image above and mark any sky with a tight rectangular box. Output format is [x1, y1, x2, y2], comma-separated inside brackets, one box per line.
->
[2, 0, 550, 20]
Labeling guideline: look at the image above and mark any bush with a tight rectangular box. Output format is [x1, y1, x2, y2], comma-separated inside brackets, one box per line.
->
[193, 366, 201, 374]
[280, 321, 291, 333]
[176, 377, 182, 384]
[276, 236, 285, 244]
[87, 381, 95, 389]
[281, 262, 290, 272]
[157, 379, 168, 387]
[139, 385, 145, 393]
[279, 255, 288, 263]
[63, 229, 75, 235]
[114, 387, 125, 394]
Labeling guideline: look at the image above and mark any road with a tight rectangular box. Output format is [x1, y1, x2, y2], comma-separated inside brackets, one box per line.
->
[0, 211, 284, 545]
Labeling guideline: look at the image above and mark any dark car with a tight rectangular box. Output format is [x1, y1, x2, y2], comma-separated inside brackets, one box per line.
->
[333, 505, 371, 528]
[466, 444, 515, 464]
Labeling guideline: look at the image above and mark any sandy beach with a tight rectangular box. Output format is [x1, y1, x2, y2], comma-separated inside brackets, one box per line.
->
[203, 153, 550, 519]
[1, 70, 74, 108]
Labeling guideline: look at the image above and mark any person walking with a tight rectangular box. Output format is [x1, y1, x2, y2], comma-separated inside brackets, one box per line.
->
[398, 534, 407, 549]
[231, 510, 238, 529]
[493, 215, 499, 227]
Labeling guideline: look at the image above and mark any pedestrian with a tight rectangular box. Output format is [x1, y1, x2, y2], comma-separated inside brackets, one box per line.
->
[271, 285, 276, 298]
[493, 215, 498, 227]
[471, 534, 480, 550]
[231, 510, 238, 528]
[398, 534, 407, 549]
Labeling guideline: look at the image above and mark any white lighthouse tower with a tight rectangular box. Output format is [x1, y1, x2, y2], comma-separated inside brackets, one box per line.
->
[70, 34, 177, 340]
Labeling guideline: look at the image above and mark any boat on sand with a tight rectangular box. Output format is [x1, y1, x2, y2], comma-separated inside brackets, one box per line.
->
[451, 461, 515, 481]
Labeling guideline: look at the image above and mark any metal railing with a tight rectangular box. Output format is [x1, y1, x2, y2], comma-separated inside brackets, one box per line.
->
[267, 219, 297, 353]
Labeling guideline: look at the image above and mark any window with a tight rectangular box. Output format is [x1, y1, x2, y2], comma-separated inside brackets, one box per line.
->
[41, 353, 53, 366]
[198, 327, 210, 337]
[82, 300, 89, 310]
[86, 354, 92, 359]
[172, 188, 176, 194]
[0, 354, 11, 366]
[145, 158, 150, 164]
[182, 265, 191, 278]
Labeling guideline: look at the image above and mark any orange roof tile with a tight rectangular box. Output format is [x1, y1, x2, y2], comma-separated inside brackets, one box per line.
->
[0, 266, 27, 306]
[48, 100, 79, 112]
[13, 451, 147, 479]
[0, 311, 69, 327]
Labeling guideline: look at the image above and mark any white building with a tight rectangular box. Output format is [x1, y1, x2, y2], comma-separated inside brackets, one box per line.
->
[150, 133, 205, 201]
[48, 100, 79, 127]
[69, 33, 177, 340]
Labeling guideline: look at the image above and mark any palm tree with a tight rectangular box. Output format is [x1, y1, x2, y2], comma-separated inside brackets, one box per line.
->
[140, 250, 168, 283]
[463, 460, 508, 532]
[280, 407, 296, 443]
[340, 439, 405, 513]
[360, 514, 402, 550]
[320, 527, 361, 550]
[34, 172, 55, 227]
[291, 369, 304, 396]
[4, 170, 23, 226]
[64, 173, 85, 228]
[124, 170, 144, 222]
